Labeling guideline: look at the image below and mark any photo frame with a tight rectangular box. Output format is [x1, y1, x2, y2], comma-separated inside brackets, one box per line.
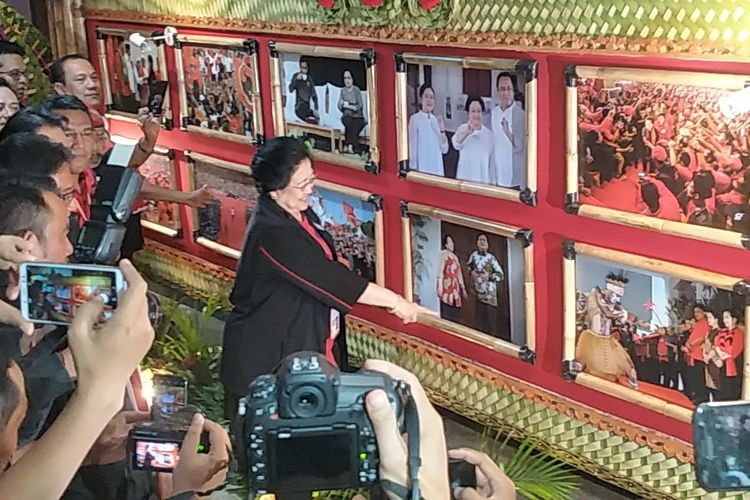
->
[401, 202, 536, 360]
[96, 27, 172, 128]
[311, 180, 384, 286]
[175, 34, 264, 145]
[269, 41, 380, 174]
[137, 147, 181, 237]
[562, 241, 750, 423]
[395, 53, 538, 205]
[185, 151, 257, 259]
[565, 65, 750, 249]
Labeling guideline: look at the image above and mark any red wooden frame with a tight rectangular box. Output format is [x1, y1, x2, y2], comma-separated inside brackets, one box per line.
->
[87, 18, 750, 444]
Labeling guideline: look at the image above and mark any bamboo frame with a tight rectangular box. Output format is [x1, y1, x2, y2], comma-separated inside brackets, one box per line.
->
[95, 27, 172, 126]
[174, 34, 263, 145]
[185, 150, 252, 259]
[401, 202, 536, 358]
[565, 65, 750, 249]
[313, 179, 385, 287]
[268, 42, 380, 174]
[395, 53, 538, 205]
[563, 241, 750, 423]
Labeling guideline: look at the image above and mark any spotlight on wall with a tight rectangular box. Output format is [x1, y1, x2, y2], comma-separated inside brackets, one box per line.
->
[719, 84, 750, 119]
[128, 26, 177, 49]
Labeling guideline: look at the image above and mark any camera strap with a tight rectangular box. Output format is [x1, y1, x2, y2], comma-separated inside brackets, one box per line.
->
[380, 383, 422, 500]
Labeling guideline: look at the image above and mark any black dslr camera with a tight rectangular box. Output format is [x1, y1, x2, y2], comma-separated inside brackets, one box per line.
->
[74, 162, 144, 265]
[240, 351, 409, 494]
[128, 405, 210, 473]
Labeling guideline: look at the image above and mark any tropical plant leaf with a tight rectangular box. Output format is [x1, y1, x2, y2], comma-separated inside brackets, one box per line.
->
[503, 440, 579, 500]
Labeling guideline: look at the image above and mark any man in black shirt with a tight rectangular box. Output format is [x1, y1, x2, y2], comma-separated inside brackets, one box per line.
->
[288, 60, 319, 124]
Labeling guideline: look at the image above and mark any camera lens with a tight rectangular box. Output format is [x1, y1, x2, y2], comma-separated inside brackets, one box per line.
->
[289, 386, 325, 418]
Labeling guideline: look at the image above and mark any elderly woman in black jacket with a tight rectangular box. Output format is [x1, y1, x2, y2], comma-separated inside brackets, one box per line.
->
[221, 137, 429, 415]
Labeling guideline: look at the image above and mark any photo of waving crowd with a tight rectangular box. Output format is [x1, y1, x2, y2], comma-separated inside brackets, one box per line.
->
[410, 215, 527, 344]
[309, 186, 378, 283]
[104, 34, 166, 116]
[404, 59, 530, 190]
[181, 45, 257, 139]
[574, 254, 747, 409]
[280, 53, 371, 159]
[191, 157, 259, 252]
[575, 72, 750, 234]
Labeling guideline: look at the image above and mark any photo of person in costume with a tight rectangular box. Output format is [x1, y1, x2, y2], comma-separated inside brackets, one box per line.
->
[280, 53, 371, 158]
[576, 76, 750, 234]
[410, 216, 527, 344]
[192, 158, 259, 251]
[575, 255, 746, 408]
[136, 152, 181, 232]
[405, 61, 528, 189]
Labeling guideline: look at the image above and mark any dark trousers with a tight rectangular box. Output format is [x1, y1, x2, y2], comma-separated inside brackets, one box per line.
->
[689, 361, 708, 403]
[440, 301, 461, 324]
[295, 102, 318, 124]
[341, 115, 365, 149]
[720, 375, 742, 401]
[475, 301, 498, 337]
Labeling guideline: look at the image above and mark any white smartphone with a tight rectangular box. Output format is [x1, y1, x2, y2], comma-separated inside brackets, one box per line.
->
[19, 262, 127, 326]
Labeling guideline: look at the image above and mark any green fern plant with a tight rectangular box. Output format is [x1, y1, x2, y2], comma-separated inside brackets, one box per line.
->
[481, 429, 578, 500]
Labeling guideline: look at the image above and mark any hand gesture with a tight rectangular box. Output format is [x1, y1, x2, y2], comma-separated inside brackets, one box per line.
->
[171, 414, 231, 497]
[84, 410, 151, 465]
[437, 115, 445, 131]
[364, 360, 450, 500]
[0, 235, 37, 272]
[67, 260, 154, 400]
[181, 185, 215, 208]
[136, 107, 160, 147]
[0, 300, 33, 336]
[390, 296, 438, 324]
[501, 117, 511, 138]
[449, 448, 516, 500]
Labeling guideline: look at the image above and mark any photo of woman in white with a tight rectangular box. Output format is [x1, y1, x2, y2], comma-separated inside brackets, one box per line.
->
[338, 70, 366, 154]
[452, 95, 493, 184]
[408, 84, 449, 175]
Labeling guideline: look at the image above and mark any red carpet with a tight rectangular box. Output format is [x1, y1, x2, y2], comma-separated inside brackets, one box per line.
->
[631, 380, 695, 409]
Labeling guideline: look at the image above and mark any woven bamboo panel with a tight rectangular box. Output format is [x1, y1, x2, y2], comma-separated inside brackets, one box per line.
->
[134, 241, 747, 499]
[83, 0, 750, 55]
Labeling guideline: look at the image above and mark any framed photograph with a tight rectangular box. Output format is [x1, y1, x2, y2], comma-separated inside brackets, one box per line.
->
[565, 65, 750, 249]
[185, 151, 258, 259]
[96, 27, 172, 128]
[175, 34, 263, 145]
[401, 202, 536, 360]
[395, 53, 538, 205]
[137, 146, 181, 237]
[310, 181, 384, 286]
[562, 241, 750, 423]
[269, 42, 380, 173]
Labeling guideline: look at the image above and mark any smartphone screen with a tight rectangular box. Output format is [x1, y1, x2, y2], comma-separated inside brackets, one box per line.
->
[153, 375, 188, 417]
[132, 439, 181, 472]
[147, 81, 168, 117]
[20, 263, 125, 325]
[694, 401, 750, 491]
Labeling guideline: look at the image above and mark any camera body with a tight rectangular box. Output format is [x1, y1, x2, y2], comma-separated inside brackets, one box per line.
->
[74, 163, 144, 265]
[242, 351, 406, 494]
[129, 406, 209, 472]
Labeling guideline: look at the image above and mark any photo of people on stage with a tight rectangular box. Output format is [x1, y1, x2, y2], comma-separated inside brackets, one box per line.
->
[104, 35, 165, 115]
[405, 61, 528, 190]
[280, 53, 371, 159]
[574, 255, 746, 408]
[182, 45, 256, 138]
[27, 267, 117, 323]
[576, 76, 750, 233]
[137, 153, 181, 232]
[410, 215, 526, 343]
[193, 159, 258, 251]
[133, 441, 180, 471]
[309, 187, 377, 283]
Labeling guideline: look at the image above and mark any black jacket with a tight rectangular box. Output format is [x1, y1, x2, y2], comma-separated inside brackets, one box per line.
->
[220, 194, 369, 396]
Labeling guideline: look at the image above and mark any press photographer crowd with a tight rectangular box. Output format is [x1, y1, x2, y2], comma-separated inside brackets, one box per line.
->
[0, 41, 520, 499]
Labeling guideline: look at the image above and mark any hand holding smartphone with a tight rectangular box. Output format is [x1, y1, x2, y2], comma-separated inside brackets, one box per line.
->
[19, 262, 127, 326]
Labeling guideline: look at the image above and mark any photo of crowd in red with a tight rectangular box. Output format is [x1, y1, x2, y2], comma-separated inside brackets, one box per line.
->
[133, 440, 180, 471]
[576, 75, 750, 234]
[192, 158, 258, 251]
[137, 152, 181, 232]
[181, 45, 256, 139]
